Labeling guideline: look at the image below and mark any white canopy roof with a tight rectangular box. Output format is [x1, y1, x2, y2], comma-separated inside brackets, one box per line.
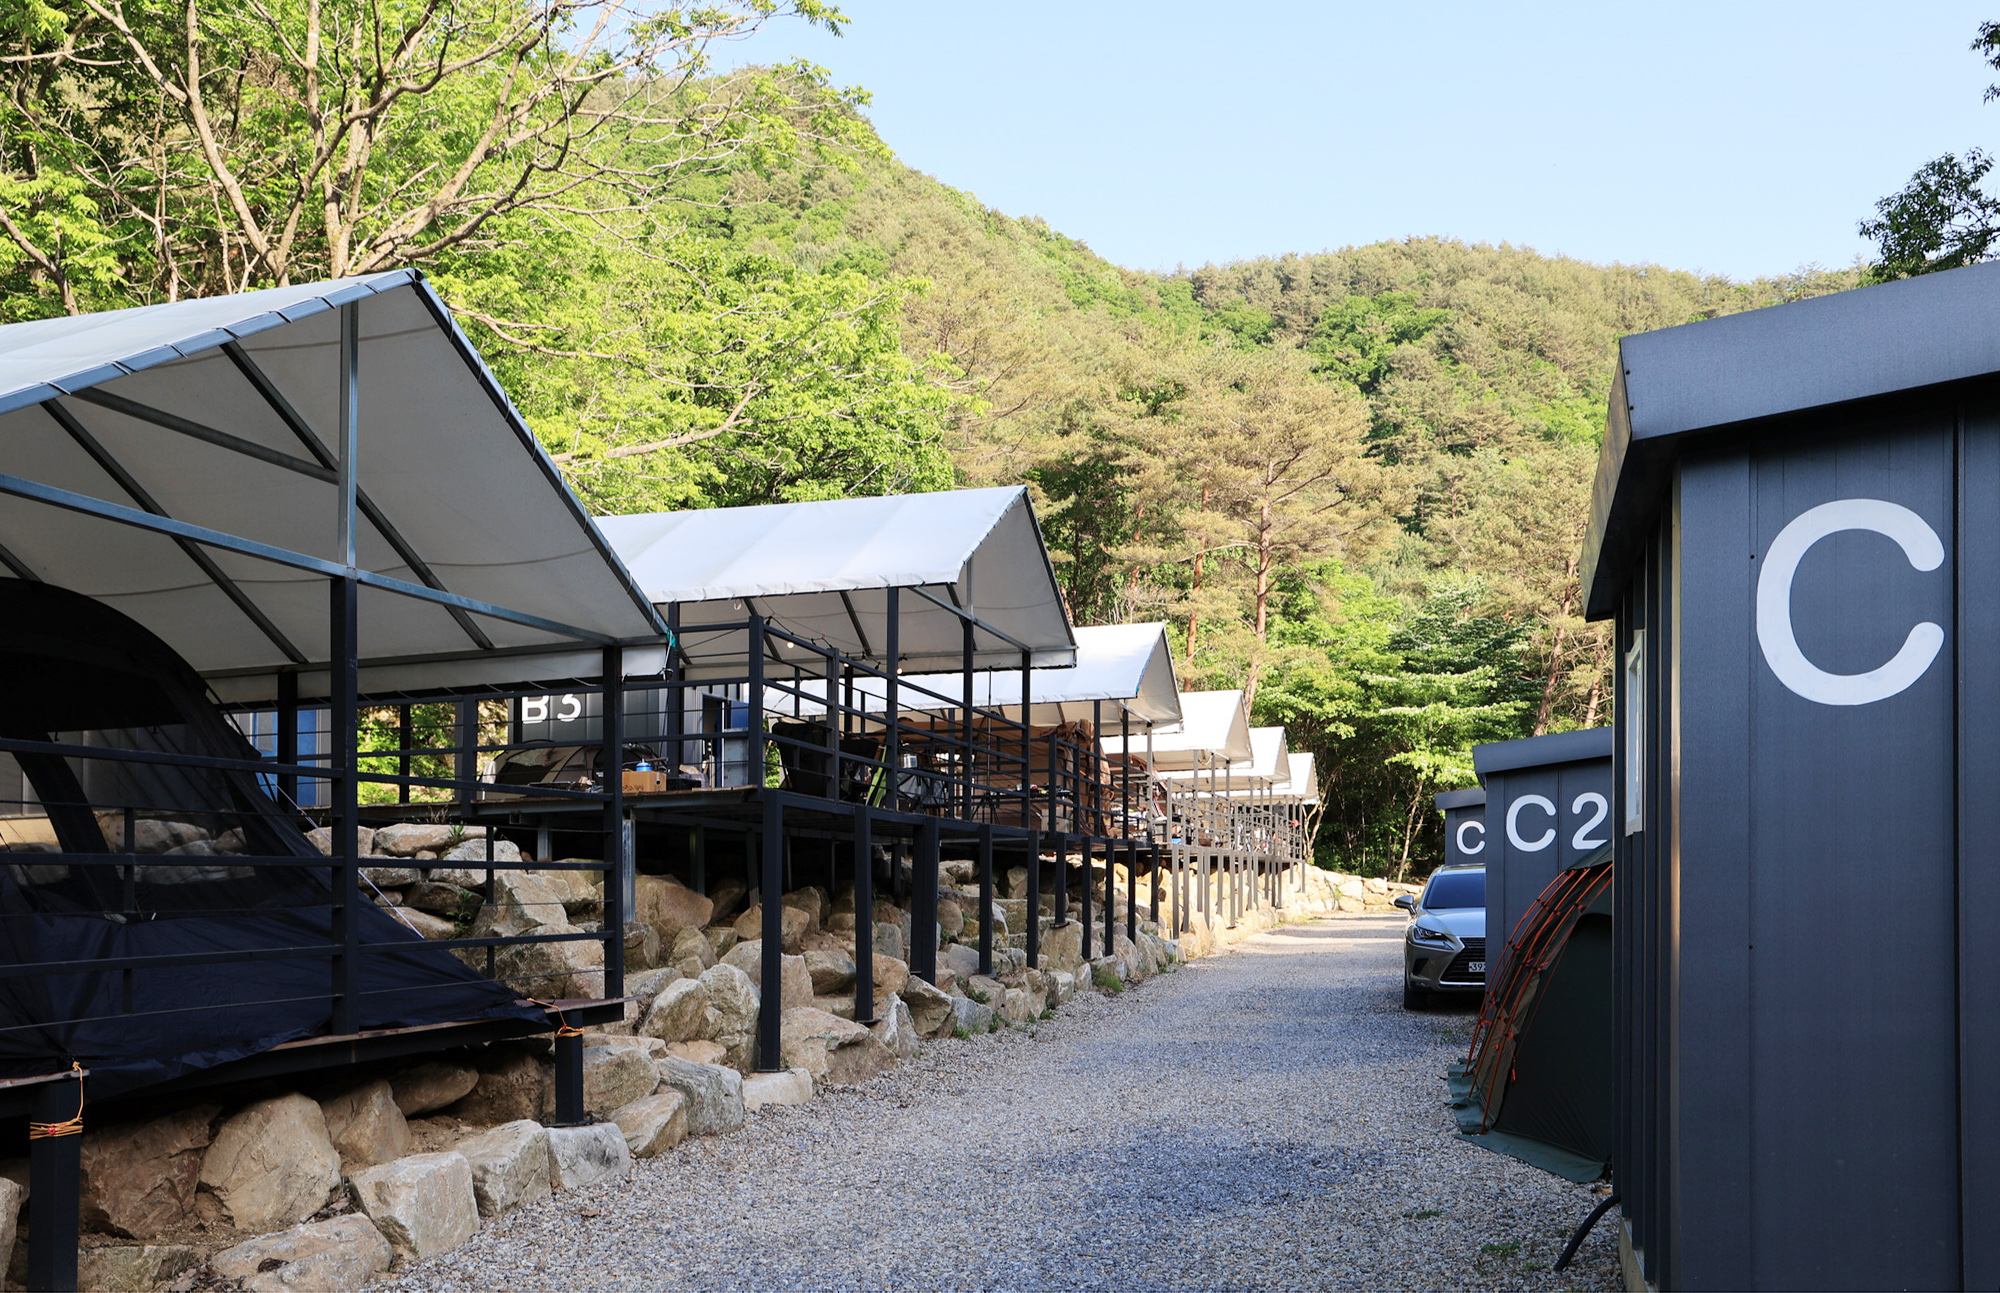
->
[596, 487, 1075, 678]
[1279, 752, 1319, 805]
[817, 622, 1181, 727]
[1158, 724, 1290, 790]
[0, 271, 665, 702]
[1131, 689, 1253, 767]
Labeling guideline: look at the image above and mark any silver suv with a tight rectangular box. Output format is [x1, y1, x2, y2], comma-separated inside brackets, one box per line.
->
[1394, 863, 1486, 1009]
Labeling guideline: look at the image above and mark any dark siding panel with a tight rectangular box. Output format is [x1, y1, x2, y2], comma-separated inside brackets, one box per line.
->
[1745, 423, 1959, 1289]
[1959, 403, 2000, 1288]
[1672, 452, 1756, 1289]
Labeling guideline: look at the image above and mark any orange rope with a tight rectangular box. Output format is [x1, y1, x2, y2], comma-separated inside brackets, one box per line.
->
[27, 1062, 84, 1139]
[529, 999, 584, 1038]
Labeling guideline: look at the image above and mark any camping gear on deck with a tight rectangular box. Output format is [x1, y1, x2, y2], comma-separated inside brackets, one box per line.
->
[1447, 845, 1613, 1184]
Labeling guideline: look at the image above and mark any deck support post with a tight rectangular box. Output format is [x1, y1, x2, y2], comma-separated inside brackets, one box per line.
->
[912, 817, 940, 984]
[757, 792, 783, 1071]
[1025, 829, 1042, 969]
[1079, 836, 1093, 961]
[977, 822, 995, 977]
[1127, 840, 1138, 946]
[601, 643, 626, 1003]
[25, 1074, 82, 1293]
[852, 805, 875, 1025]
[553, 1031, 586, 1126]
[329, 573, 360, 1035]
[1051, 830, 1067, 929]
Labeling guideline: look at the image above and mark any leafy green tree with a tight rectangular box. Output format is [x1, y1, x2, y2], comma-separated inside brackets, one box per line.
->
[1862, 21, 2000, 278]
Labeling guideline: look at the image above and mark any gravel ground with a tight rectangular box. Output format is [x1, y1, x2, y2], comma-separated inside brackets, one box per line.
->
[384, 915, 1621, 1292]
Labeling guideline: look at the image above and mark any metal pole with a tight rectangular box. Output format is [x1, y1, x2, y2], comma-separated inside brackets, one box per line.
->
[397, 704, 412, 804]
[277, 669, 299, 811]
[1126, 838, 1138, 945]
[553, 1030, 585, 1126]
[328, 576, 360, 1033]
[757, 793, 783, 1071]
[749, 615, 766, 793]
[962, 615, 975, 819]
[1050, 733, 1066, 929]
[336, 303, 359, 569]
[852, 804, 875, 1025]
[884, 587, 901, 810]
[26, 1072, 82, 1292]
[602, 644, 626, 1002]
[1026, 826, 1042, 969]
[978, 821, 995, 977]
[914, 817, 940, 984]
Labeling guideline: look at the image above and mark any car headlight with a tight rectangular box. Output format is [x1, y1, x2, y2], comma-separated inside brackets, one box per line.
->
[1408, 922, 1455, 947]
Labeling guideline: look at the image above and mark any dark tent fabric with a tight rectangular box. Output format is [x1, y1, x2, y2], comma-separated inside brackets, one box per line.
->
[0, 578, 543, 1098]
[1447, 846, 1613, 1183]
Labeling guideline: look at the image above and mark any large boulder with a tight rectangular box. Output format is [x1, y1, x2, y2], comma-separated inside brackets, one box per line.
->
[439, 837, 523, 867]
[75, 1244, 201, 1292]
[781, 886, 828, 928]
[778, 1007, 894, 1085]
[372, 823, 460, 858]
[696, 962, 760, 1071]
[547, 1124, 630, 1189]
[741, 1069, 814, 1111]
[494, 922, 604, 1000]
[625, 966, 681, 1003]
[638, 977, 710, 1044]
[210, 1214, 393, 1293]
[582, 1043, 659, 1117]
[390, 1061, 479, 1117]
[652, 1056, 745, 1136]
[318, 1080, 410, 1170]
[946, 996, 995, 1036]
[608, 1091, 688, 1158]
[471, 871, 570, 938]
[623, 920, 662, 971]
[667, 926, 716, 976]
[305, 824, 376, 859]
[872, 921, 905, 962]
[900, 976, 954, 1038]
[803, 946, 856, 994]
[350, 1152, 480, 1260]
[445, 1049, 553, 1126]
[79, 1104, 216, 1239]
[722, 941, 812, 1011]
[732, 903, 811, 952]
[1039, 921, 1084, 973]
[404, 880, 480, 917]
[874, 954, 910, 1000]
[452, 1120, 551, 1218]
[870, 994, 919, 1060]
[198, 1095, 341, 1234]
[635, 874, 714, 937]
[936, 897, 965, 939]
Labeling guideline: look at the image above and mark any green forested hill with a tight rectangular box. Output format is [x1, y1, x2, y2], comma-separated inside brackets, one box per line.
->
[661, 143, 1863, 870]
[0, 13, 1865, 872]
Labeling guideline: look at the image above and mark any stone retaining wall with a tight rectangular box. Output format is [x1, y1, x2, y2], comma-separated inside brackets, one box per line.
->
[22, 858, 1411, 1291]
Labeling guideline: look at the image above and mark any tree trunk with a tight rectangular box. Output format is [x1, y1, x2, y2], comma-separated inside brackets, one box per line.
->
[1245, 493, 1274, 710]
[1183, 484, 1209, 678]
[1532, 552, 1580, 735]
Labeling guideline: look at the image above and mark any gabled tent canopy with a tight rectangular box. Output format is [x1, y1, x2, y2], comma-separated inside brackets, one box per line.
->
[830, 622, 1181, 727]
[0, 271, 666, 702]
[597, 488, 1076, 678]
[1157, 724, 1290, 790]
[1273, 751, 1319, 805]
[1137, 689, 1253, 768]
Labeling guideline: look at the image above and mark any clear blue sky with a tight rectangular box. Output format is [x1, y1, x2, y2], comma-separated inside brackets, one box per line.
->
[728, 1, 1999, 281]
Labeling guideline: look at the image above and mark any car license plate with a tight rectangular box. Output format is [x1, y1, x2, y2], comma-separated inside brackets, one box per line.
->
[1468, 961, 1485, 974]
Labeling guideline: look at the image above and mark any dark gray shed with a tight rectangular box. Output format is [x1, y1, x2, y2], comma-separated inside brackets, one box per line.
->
[1582, 259, 2000, 1291]
[1470, 729, 1611, 983]
[1434, 786, 1488, 869]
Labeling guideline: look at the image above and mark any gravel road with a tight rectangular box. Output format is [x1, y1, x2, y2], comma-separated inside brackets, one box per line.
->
[386, 914, 1621, 1292]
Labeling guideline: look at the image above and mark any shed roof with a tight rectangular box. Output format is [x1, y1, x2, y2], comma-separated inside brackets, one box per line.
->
[595, 487, 1075, 676]
[1435, 786, 1488, 811]
[1473, 728, 1613, 781]
[0, 271, 664, 702]
[1139, 689, 1254, 767]
[1161, 725, 1291, 791]
[1582, 261, 2000, 619]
